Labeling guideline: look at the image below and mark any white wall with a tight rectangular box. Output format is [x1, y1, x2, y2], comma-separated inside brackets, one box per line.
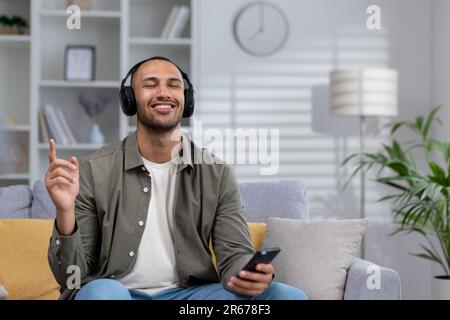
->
[196, 0, 435, 299]
[432, 0, 450, 141]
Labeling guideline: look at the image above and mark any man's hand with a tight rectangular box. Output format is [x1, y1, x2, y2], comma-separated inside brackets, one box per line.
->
[45, 139, 79, 235]
[227, 263, 274, 296]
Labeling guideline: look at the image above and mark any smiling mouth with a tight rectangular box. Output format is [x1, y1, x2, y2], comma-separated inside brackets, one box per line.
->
[150, 103, 176, 114]
[151, 103, 176, 109]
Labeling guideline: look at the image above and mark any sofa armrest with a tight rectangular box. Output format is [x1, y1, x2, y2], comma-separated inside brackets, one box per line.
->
[343, 258, 401, 300]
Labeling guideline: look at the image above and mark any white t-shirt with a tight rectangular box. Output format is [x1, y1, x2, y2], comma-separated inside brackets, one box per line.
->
[118, 154, 180, 295]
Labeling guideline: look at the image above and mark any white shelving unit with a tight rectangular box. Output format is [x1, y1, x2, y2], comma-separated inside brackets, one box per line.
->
[129, 37, 192, 45]
[39, 80, 120, 88]
[0, 0, 196, 187]
[0, 124, 31, 132]
[40, 10, 122, 18]
[0, 34, 31, 46]
[0, 0, 31, 185]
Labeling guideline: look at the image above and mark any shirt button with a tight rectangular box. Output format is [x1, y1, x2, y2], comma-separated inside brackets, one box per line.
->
[129, 251, 135, 257]
[56, 240, 61, 246]
[141, 167, 146, 171]
[138, 220, 144, 226]
[143, 187, 149, 193]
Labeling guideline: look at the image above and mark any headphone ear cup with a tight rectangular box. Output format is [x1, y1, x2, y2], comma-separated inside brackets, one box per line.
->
[120, 86, 137, 116]
[183, 88, 194, 118]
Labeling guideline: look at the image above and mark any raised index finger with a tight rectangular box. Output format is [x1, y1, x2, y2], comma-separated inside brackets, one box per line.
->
[49, 139, 57, 163]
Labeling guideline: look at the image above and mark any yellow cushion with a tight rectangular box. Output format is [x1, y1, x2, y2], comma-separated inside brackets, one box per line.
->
[247, 222, 267, 251]
[210, 222, 267, 270]
[0, 220, 266, 299]
[0, 219, 60, 300]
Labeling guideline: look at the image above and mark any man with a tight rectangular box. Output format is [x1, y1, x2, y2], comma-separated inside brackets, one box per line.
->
[46, 56, 307, 300]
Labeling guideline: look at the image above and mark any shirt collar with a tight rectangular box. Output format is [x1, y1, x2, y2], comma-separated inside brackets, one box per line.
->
[124, 130, 194, 171]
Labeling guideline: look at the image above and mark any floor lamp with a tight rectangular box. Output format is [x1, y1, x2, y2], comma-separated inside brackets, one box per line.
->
[329, 69, 398, 259]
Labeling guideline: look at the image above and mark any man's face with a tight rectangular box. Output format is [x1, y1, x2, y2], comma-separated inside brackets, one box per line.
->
[132, 59, 185, 132]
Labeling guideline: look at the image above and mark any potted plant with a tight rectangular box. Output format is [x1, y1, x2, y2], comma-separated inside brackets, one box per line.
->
[0, 15, 28, 35]
[344, 106, 450, 299]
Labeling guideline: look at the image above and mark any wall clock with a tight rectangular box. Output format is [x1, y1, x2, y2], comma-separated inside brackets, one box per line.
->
[232, 1, 290, 57]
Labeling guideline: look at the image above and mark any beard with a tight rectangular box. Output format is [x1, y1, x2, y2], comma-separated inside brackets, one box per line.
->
[136, 107, 182, 133]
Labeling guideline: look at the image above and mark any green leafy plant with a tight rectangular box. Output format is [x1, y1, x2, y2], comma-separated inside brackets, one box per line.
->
[0, 15, 12, 27]
[0, 15, 28, 32]
[344, 106, 450, 277]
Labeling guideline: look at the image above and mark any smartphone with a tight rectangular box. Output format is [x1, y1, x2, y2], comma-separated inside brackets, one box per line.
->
[241, 247, 281, 272]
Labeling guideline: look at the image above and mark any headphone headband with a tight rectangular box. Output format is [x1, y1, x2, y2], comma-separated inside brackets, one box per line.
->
[121, 57, 192, 91]
[119, 56, 195, 118]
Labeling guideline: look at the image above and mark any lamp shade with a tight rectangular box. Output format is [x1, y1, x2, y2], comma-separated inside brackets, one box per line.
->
[329, 69, 398, 117]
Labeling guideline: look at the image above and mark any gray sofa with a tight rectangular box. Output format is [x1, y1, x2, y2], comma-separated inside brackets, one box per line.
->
[0, 179, 401, 299]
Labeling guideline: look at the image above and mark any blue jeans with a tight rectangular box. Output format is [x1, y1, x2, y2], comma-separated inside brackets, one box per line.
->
[75, 279, 308, 300]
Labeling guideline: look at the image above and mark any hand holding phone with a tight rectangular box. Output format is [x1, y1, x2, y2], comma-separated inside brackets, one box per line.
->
[241, 247, 281, 273]
[229, 247, 280, 296]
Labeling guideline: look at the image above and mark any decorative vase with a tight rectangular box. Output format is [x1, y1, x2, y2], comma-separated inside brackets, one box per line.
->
[89, 123, 104, 144]
[431, 277, 450, 300]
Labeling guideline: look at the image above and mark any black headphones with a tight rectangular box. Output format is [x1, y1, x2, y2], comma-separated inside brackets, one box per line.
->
[119, 56, 195, 118]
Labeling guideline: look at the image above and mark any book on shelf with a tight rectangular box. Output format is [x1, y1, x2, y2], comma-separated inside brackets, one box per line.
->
[161, 5, 190, 39]
[169, 5, 190, 38]
[55, 108, 77, 144]
[41, 106, 77, 145]
[161, 5, 179, 38]
[38, 109, 50, 143]
[42, 105, 63, 144]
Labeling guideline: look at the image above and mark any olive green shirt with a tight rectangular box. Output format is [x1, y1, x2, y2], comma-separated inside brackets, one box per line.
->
[47, 131, 255, 300]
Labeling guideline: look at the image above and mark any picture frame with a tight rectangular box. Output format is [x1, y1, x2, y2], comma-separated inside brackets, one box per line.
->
[64, 45, 96, 81]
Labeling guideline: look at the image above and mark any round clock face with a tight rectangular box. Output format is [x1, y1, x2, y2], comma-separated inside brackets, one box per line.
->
[232, 1, 289, 57]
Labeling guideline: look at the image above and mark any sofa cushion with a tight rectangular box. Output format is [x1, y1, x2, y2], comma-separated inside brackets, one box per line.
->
[247, 222, 266, 251]
[0, 219, 60, 300]
[239, 180, 309, 223]
[262, 217, 368, 300]
[31, 180, 56, 219]
[0, 185, 32, 219]
[210, 222, 266, 271]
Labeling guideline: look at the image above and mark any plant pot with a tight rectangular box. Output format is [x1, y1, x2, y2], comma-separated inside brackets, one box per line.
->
[0, 27, 23, 35]
[67, 0, 92, 11]
[431, 276, 450, 300]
